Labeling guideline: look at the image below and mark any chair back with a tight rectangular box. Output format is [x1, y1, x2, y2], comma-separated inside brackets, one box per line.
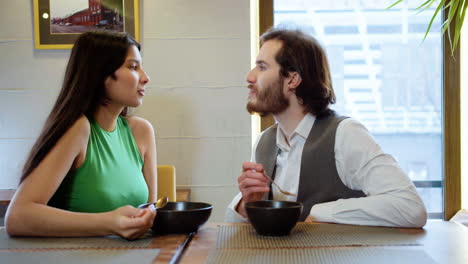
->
[157, 165, 176, 202]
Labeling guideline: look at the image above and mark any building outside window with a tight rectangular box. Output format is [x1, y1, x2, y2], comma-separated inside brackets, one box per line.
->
[273, 0, 443, 218]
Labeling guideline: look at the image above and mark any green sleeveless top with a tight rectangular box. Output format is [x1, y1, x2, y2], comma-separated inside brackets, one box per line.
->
[49, 116, 149, 213]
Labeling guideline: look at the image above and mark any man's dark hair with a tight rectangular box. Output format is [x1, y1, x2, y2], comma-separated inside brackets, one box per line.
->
[260, 28, 335, 116]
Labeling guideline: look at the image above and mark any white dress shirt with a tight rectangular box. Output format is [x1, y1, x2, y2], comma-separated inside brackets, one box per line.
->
[226, 113, 427, 227]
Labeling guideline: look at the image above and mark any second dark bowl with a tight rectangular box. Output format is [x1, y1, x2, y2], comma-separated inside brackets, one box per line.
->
[246, 200, 303, 236]
[151, 202, 212, 234]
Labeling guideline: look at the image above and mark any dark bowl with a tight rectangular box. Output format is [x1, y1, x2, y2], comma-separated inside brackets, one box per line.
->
[245, 200, 303, 236]
[151, 202, 212, 234]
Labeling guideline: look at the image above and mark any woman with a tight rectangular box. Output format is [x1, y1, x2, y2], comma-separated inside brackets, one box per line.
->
[5, 31, 157, 240]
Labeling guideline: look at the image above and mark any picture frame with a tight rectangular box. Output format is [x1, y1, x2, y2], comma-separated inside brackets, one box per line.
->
[33, 0, 140, 49]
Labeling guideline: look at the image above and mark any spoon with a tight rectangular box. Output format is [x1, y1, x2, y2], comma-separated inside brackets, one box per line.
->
[263, 173, 296, 196]
[138, 196, 169, 209]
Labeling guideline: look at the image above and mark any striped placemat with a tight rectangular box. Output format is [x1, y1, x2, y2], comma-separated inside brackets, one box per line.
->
[207, 247, 436, 264]
[0, 228, 154, 249]
[217, 223, 424, 249]
[0, 248, 160, 264]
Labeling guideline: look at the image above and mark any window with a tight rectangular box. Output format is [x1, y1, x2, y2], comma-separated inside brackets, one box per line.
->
[264, 0, 457, 219]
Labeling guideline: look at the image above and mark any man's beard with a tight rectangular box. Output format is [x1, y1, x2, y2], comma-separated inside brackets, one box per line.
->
[246, 76, 289, 116]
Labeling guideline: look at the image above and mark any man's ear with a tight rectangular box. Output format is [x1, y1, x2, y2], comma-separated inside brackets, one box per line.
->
[287, 72, 302, 91]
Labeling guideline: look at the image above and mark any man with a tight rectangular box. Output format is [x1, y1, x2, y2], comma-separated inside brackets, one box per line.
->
[225, 28, 427, 227]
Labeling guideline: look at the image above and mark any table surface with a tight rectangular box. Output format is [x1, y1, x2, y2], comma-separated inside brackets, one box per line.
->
[179, 220, 468, 264]
[1, 220, 467, 264]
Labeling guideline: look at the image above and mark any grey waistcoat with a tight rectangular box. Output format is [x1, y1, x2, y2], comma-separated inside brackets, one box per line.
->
[255, 111, 366, 221]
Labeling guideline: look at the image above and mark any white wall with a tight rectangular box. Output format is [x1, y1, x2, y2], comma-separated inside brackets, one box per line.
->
[0, 0, 252, 222]
[0, 0, 70, 188]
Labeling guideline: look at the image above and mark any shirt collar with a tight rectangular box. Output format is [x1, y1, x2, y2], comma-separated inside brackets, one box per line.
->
[276, 113, 316, 151]
[295, 113, 315, 140]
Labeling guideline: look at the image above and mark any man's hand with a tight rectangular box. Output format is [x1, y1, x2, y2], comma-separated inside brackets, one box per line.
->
[236, 162, 270, 218]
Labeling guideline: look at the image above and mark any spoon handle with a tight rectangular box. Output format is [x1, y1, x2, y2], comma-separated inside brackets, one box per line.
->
[264, 173, 296, 196]
[137, 202, 155, 209]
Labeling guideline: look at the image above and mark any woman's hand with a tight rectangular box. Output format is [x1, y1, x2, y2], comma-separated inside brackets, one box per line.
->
[109, 205, 156, 240]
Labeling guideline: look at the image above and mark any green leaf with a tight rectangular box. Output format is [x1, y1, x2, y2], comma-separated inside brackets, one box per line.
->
[448, 0, 460, 21]
[422, 1, 444, 41]
[415, 0, 438, 15]
[414, 0, 436, 11]
[452, 0, 467, 53]
[447, 23, 453, 54]
[387, 0, 466, 55]
[386, 0, 404, 9]
[459, 0, 468, 25]
[460, 0, 468, 18]
[441, 0, 459, 34]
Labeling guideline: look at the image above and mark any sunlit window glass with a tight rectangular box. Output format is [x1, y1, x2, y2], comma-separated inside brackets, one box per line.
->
[274, 0, 443, 218]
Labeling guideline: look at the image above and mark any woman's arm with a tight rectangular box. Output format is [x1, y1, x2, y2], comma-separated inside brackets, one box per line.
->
[127, 116, 158, 203]
[5, 116, 155, 239]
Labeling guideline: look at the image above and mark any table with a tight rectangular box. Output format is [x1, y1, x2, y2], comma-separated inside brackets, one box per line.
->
[1, 221, 467, 263]
[0, 227, 188, 264]
[151, 233, 188, 263]
[179, 221, 468, 264]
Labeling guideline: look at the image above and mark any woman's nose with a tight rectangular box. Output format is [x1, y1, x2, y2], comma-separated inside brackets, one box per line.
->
[141, 70, 150, 84]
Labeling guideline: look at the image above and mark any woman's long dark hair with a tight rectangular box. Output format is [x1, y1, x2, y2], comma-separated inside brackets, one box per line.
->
[21, 31, 140, 182]
[260, 28, 335, 117]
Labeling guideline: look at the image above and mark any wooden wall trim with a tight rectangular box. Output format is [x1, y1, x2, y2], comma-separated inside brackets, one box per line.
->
[443, 8, 461, 220]
[259, 0, 273, 35]
[259, 0, 275, 131]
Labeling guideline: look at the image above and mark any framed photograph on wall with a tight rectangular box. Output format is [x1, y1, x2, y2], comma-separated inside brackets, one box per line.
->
[33, 0, 140, 49]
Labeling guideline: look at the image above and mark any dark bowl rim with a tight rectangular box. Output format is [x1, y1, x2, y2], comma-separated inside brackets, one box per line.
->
[245, 201, 303, 210]
[157, 201, 213, 212]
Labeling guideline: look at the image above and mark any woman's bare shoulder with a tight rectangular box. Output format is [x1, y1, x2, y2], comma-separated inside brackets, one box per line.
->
[125, 116, 154, 136]
[69, 115, 91, 140]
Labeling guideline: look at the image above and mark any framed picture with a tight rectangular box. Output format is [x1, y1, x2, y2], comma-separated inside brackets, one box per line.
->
[33, 0, 140, 49]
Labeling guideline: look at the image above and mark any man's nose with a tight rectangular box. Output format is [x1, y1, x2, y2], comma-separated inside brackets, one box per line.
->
[246, 68, 256, 83]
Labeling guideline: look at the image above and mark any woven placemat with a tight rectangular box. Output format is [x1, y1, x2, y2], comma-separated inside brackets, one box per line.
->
[0, 248, 160, 264]
[206, 247, 436, 264]
[217, 223, 423, 249]
[0, 228, 153, 249]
